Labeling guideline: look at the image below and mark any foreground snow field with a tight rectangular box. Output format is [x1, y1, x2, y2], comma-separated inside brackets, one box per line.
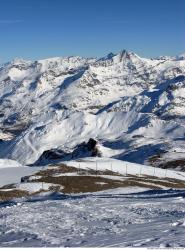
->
[0, 158, 185, 247]
[0, 188, 185, 247]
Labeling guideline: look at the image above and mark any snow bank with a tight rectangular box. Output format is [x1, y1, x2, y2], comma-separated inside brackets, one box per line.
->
[0, 165, 42, 187]
[16, 182, 60, 193]
[65, 157, 185, 181]
[0, 159, 22, 169]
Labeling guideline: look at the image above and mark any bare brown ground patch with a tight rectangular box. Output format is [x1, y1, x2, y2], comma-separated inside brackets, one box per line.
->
[35, 164, 78, 176]
[127, 176, 185, 189]
[31, 164, 185, 192]
[159, 159, 185, 170]
[0, 189, 29, 201]
[1, 163, 185, 201]
[148, 156, 185, 171]
[31, 175, 161, 193]
[35, 164, 122, 177]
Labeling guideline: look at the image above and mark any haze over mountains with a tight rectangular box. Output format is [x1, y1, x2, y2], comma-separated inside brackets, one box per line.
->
[0, 50, 185, 170]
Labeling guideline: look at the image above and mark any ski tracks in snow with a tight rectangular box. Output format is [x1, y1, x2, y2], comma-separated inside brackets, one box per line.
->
[0, 189, 185, 247]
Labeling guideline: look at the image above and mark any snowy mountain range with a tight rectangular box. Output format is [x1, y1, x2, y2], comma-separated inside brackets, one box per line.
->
[0, 49, 185, 170]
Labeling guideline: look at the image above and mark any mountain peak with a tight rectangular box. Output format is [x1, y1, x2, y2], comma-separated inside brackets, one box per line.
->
[0, 50, 185, 168]
[97, 50, 135, 63]
[112, 49, 141, 63]
[97, 52, 116, 62]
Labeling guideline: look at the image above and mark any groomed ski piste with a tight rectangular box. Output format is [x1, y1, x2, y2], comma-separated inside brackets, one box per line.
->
[0, 157, 185, 247]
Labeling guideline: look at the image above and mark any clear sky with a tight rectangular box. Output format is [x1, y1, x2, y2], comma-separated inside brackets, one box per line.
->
[0, 0, 184, 62]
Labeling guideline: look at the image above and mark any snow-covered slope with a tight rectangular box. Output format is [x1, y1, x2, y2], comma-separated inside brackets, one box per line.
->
[1, 188, 185, 247]
[0, 50, 185, 170]
[0, 159, 41, 187]
[0, 159, 22, 169]
[65, 157, 185, 181]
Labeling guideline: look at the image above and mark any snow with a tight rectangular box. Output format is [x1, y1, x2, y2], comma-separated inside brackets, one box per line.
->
[16, 182, 59, 193]
[0, 188, 185, 247]
[52, 172, 78, 177]
[0, 132, 14, 141]
[0, 50, 185, 168]
[1, 50, 185, 247]
[0, 159, 42, 187]
[95, 182, 107, 185]
[0, 159, 22, 169]
[64, 157, 185, 181]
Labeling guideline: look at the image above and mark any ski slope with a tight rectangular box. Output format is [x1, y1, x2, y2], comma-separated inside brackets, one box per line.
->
[0, 188, 185, 247]
[0, 159, 41, 187]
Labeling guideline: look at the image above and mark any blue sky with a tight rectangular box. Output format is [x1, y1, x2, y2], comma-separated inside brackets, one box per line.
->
[0, 0, 184, 62]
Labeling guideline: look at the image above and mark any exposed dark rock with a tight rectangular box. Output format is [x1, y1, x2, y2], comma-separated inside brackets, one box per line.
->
[39, 149, 66, 160]
[87, 138, 97, 150]
[21, 176, 30, 183]
[35, 138, 102, 165]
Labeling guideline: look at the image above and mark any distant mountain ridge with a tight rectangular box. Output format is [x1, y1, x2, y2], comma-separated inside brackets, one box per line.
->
[0, 50, 185, 170]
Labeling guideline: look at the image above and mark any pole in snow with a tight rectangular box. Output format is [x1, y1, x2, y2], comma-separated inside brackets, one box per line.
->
[96, 161, 98, 176]
[165, 168, 167, 178]
[41, 165, 44, 190]
[78, 163, 80, 175]
[140, 165, 142, 177]
[153, 166, 156, 177]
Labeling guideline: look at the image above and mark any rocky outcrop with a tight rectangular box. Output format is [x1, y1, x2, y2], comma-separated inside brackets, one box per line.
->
[35, 138, 102, 165]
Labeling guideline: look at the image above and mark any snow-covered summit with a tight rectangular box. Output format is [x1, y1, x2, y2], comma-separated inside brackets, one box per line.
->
[0, 50, 185, 168]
